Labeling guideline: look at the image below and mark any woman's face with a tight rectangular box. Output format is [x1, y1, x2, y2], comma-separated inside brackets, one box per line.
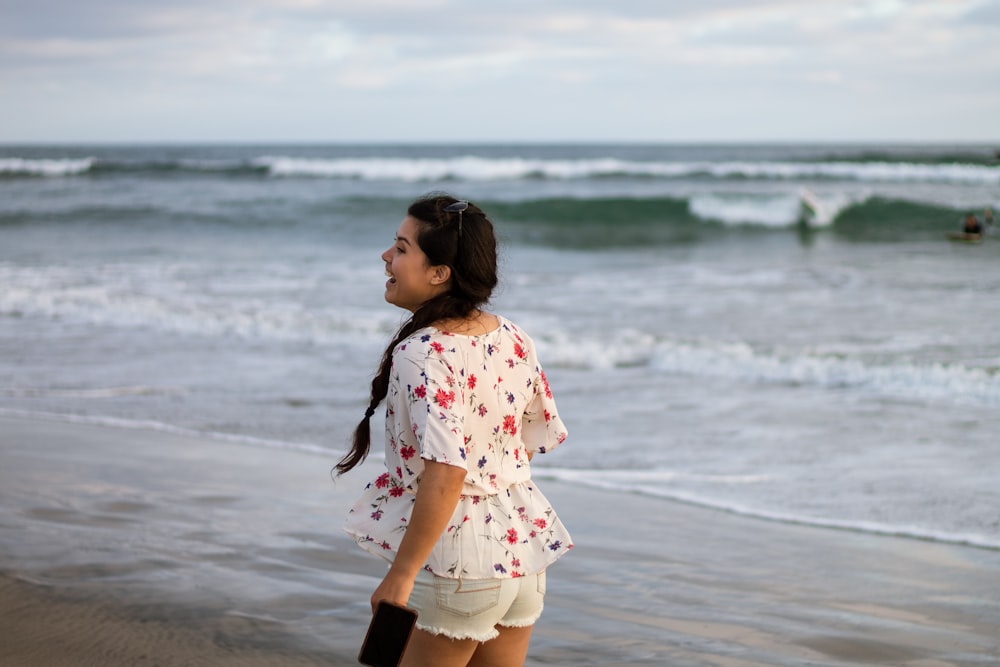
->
[381, 215, 450, 312]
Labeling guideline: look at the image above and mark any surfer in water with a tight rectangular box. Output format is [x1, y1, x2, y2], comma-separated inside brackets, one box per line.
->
[963, 213, 983, 236]
[949, 212, 985, 243]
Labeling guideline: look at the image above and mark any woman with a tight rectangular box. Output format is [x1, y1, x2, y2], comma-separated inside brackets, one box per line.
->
[338, 194, 572, 667]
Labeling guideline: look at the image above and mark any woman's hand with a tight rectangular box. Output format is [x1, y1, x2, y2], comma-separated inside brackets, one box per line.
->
[371, 569, 416, 613]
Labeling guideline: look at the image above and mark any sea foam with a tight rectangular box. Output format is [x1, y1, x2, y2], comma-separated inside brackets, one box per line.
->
[0, 157, 95, 176]
[250, 156, 1000, 185]
[535, 467, 1000, 551]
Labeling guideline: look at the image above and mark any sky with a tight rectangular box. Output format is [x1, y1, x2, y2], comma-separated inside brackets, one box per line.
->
[2, 0, 999, 144]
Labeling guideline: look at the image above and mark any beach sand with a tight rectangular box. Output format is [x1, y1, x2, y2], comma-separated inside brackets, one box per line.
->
[1, 414, 998, 666]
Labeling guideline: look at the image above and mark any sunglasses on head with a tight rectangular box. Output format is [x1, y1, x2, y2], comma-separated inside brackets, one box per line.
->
[443, 200, 469, 237]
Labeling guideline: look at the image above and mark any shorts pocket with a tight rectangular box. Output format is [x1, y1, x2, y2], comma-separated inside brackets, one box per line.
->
[536, 570, 546, 596]
[435, 578, 502, 617]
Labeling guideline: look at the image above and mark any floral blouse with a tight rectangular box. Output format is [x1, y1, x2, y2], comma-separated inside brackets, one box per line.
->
[344, 316, 572, 579]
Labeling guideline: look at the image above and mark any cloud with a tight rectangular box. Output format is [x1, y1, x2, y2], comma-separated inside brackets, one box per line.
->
[1, 0, 997, 141]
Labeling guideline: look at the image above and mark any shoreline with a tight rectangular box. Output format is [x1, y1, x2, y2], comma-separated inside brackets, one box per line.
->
[5, 408, 997, 553]
[2, 414, 998, 666]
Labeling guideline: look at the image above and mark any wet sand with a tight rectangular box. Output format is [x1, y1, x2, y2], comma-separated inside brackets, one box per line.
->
[1, 414, 998, 666]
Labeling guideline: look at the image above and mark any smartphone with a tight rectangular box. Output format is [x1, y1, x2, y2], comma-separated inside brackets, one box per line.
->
[358, 600, 418, 667]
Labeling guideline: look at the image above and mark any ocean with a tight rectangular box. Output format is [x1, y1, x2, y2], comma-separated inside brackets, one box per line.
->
[2, 142, 999, 552]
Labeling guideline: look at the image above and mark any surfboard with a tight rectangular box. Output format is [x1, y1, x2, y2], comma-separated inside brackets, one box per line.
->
[948, 232, 983, 244]
[798, 188, 824, 226]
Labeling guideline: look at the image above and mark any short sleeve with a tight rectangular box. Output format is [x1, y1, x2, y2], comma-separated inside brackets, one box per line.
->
[521, 355, 568, 455]
[394, 341, 469, 471]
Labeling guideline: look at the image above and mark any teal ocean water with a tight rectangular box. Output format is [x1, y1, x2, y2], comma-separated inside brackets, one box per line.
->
[2, 143, 999, 549]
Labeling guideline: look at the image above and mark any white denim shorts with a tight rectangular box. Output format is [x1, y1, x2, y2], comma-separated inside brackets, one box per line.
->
[406, 569, 546, 642]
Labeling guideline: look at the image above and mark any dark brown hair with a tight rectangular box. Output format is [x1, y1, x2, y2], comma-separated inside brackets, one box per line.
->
[334, 194, 498, 475]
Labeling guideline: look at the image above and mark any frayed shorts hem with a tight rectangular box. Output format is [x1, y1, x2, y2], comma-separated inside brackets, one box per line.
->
[497, 607, 543, 630]
[414, 622, 500, 643]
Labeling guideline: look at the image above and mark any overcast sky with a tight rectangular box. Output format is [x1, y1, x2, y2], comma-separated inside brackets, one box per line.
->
[2, 0, 999, 143]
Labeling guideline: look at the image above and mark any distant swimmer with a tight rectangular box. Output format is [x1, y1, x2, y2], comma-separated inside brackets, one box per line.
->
[948, 212, 984, 243]
[964, 213, 983, 235]
[985, 207, 994, 227]
[948, 213, 992, 243]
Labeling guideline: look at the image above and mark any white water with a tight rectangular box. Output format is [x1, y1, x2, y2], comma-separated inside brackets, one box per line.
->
[253, 155, 1000, 185]
[4, 153, 999, 186]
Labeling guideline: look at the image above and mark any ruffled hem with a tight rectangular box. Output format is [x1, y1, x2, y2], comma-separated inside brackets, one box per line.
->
[344, 480, 572, 579]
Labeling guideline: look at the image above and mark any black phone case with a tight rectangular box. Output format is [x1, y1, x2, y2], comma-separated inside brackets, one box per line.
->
[358, 601, 418, 667]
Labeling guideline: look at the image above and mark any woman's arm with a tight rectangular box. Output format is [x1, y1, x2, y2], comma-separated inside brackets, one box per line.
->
[370, 459, 467, 611]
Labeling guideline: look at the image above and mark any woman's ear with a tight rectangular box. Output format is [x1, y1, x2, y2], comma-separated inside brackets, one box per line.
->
[429, 264, 452, 286]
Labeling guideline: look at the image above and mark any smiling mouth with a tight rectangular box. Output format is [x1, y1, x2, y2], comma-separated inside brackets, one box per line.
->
[385, 270, 396, 284]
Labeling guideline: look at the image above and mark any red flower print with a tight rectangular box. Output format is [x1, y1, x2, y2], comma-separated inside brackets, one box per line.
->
[350, 324, 573, 581]
[503, 414, 517, 435]
[541, 371, 552, 398]
[435, 388, 455, 409]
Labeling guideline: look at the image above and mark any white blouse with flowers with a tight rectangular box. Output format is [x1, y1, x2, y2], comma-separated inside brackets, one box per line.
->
[344, 316, 572, 579]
